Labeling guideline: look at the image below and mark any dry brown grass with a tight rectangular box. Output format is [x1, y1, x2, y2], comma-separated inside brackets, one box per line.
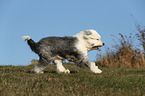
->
[28, 59, 38, 66]
[136, 23, 145, 52]
[96, 33, 145, 69]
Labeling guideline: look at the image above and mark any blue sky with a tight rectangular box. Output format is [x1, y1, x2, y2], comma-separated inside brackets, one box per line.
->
[0, 0, 145, 66]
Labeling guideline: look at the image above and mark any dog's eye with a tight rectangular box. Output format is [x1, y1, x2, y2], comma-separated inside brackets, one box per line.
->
[90, 38, 94, 39]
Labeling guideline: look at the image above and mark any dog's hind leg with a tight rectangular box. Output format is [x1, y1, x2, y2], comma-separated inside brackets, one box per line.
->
[53, 59, 70, 73]
[31, 58, 51, 73]
[31, 63, 45, 73]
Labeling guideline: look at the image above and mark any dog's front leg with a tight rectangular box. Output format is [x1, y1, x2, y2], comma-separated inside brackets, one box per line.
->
[88, 62, 102, 74]
[53, 59, 70, 73]
[75, 56, 102, 74]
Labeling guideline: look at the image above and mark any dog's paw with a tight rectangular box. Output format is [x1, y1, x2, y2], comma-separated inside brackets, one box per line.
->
[64, 69, 70, 73]
[39, 71, 44, 73]
[90, 66, 102, 74]
[31, 69, 44, 74]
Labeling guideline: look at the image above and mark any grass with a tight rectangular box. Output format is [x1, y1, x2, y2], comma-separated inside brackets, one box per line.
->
[0, 63, 145, 96]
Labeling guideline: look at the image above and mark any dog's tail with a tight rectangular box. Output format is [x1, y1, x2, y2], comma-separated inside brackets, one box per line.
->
[22, 36, 39, 54]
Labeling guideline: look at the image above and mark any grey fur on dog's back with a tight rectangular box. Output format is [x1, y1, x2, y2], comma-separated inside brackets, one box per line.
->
[37, 37, 79, 59]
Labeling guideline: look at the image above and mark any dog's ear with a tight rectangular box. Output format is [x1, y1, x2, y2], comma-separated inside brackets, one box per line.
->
[84, 30, 92, 35]
[83, 30, 92, 39]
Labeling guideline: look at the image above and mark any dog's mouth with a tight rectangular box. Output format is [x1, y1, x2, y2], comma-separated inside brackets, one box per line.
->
[91, 43, 105, 50]
[91, 45, 103, 50]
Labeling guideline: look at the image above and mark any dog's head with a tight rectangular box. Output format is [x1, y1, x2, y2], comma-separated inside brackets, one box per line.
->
[76, 29, 105, 51]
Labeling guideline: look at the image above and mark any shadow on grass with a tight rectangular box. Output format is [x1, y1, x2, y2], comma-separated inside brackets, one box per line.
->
[26, 70, 78, 74]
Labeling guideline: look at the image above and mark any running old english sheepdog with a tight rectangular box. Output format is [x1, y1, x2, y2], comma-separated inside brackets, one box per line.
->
[23, 29, 105, 74]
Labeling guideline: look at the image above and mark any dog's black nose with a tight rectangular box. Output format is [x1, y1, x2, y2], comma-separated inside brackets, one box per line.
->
[103, 43, 105, 46]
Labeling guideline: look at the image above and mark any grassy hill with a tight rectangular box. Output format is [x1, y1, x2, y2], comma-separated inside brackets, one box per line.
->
[0, 63, 145, 96]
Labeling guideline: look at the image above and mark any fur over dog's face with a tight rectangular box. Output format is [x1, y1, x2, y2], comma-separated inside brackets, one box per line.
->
[74, 29, 104, 51]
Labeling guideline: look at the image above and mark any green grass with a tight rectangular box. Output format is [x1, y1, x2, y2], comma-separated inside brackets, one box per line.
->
[0, 64, 145, 96]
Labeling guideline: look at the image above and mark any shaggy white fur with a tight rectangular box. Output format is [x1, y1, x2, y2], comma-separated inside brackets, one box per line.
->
[73, 29, 104, 73]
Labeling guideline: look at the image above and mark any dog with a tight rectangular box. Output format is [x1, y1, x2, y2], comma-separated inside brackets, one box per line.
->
[23, 29, 105, 74]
